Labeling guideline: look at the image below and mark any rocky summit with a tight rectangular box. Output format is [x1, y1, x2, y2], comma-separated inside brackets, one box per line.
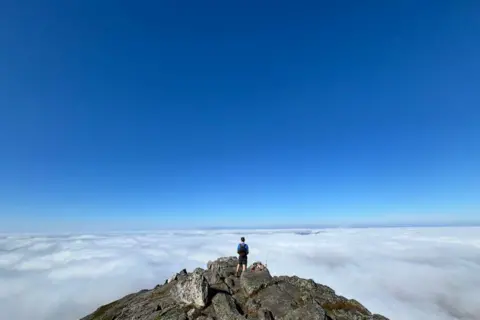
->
[80, 257, 389, 320]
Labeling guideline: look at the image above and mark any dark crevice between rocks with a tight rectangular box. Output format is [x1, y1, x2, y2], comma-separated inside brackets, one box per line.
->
[234, 299, 246, 316]
[225, 277, 235, 291]
[324, 313, 334, 320]
[246, 278, 292, 304]
[257, 308, 275, 320]
[207, 286, 230, 302]
[244, 281, 272, 298]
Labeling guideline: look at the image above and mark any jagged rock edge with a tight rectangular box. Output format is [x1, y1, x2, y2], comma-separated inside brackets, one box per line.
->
[80, 256, 389, 320]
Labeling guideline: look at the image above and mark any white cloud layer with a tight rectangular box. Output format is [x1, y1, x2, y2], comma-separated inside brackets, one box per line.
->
[1, 227, 479, 320]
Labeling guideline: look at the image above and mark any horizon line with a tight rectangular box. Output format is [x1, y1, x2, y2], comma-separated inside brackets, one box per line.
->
[1, 221, 479, 235]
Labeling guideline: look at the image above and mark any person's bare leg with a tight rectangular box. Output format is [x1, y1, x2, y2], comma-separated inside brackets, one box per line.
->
[243, 264, 246, 273]
[236, 264, 240, 276]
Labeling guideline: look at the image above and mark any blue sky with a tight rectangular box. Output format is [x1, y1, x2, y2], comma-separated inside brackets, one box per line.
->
[0, 1, 479, 231]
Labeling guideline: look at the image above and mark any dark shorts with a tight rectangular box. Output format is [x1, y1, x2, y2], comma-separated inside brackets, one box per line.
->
[238, 256, 248, 266]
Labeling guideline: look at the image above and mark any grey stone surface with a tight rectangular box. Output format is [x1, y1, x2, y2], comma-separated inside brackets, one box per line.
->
[212, 293, 246, 320]
[80, 256, 389, 320]
[172, 268, 209, 308]
[240, 269, 273, 296]
[278, 302, 325, 320]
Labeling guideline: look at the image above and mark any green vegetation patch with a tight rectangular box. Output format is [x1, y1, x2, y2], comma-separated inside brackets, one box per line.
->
[321, 299, 368, 314]
[90, 300, 120, 320]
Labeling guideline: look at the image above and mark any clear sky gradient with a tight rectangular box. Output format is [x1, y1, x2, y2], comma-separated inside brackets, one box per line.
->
[1, 1, 479, 231]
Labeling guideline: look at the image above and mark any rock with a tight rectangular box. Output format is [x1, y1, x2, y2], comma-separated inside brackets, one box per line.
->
[321, 298, 374, 320]
[225, 276, 235, 289]
[225, 274, 243, 294]
[207, 256, 238, 279]
[157, 307, 188, 320]
[207, 256, 238, 269]
[276, 274, 375, 320]
[167, 274, 177, 283]
[276, 275, 337, 303]
[80, 256, 389, 320]
[249, 261, 268, 272]
[187, 307, 202, 319]
[278, 302, 326, 320]
[172, 268, 209, 308]
[257, 307, 275, 320]
[245, 297, 261, 316]
[212, 293, 246, 320]
[210, 281, 231, 294]
[203, 270, 218, 285]
[275, 275, 319, 292]
[177, 268, 189, 281]
[240, 269, 272, 296]
[205, 257, 238, 286]
[199, 304, 217, 320]
[253, 281, 302, 319]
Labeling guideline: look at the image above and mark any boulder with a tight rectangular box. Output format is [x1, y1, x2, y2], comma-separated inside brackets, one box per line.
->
[240, 269, 272, 296]
[253, 282, 301, 319]
[172, 268, 209, 308]
[212, 293, 246, 320]
[203, 270, 218, 285]
[207, 256, 238, 279]
[278, 302, 326, 320]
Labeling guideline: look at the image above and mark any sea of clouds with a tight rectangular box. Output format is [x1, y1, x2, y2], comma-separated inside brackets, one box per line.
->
[1, 226, 479, 320]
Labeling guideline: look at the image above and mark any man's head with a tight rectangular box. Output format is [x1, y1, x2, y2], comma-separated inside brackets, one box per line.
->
[241, 237, 245, 243]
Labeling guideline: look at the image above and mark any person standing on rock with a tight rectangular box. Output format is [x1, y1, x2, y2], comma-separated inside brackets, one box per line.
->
[236, 237, 249, 277]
